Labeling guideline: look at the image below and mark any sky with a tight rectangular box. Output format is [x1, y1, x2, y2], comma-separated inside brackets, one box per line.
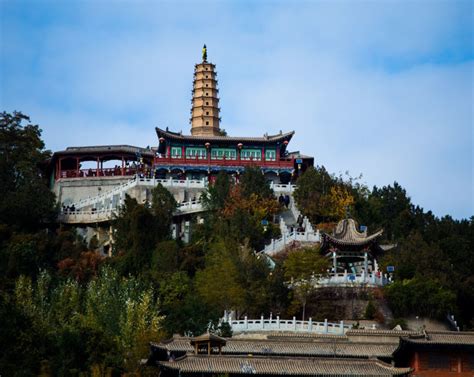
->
[1, 0, 473, 219]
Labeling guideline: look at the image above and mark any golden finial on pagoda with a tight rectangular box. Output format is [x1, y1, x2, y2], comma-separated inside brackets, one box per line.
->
[202, 44, 207, 62]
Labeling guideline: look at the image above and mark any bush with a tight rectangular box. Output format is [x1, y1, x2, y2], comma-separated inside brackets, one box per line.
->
[364, 300, 376, 320]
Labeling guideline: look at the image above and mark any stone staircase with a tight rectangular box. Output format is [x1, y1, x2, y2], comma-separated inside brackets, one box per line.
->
[260, 199, 320, 256]
[59, 176, 298, 225]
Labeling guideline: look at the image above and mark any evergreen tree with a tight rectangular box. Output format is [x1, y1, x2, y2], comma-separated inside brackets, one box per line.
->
[0, 112, 56, 231]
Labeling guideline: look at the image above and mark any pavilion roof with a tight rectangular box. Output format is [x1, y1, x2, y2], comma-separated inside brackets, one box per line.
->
[190, 333, 227, 346]
[158, 354, 412, 376]
[52, 145, 155, 158]
[156, 127, 295, 145]
[322, 218, 383, 248]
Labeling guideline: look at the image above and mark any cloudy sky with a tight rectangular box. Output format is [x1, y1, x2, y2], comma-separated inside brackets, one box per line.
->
[1, 0, 472, 219]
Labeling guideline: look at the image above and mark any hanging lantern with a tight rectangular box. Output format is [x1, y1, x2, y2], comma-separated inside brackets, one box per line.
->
[205, 142, 211, 149]
[237, 142, 243, 149]
[283, 140, 289, 146]
[159, 137, 165, 143]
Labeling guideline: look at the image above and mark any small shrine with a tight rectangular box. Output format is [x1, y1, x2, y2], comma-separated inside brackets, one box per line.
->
[319, 218, 390, 286]
[190, 333, 226, 355]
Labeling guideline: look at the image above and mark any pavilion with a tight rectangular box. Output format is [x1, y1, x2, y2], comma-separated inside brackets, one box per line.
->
[318, 218, 391, 286]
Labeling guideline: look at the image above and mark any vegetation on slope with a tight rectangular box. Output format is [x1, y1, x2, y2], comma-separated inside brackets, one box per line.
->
[0, 113, 472, 375]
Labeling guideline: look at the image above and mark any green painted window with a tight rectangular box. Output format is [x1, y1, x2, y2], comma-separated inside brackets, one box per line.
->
[171, 147, 182, 158]
[241, 148, 262, 160]
[186, 147, 207, 159]
[211, 148, 237, 160]
[265, 149, 276, 161]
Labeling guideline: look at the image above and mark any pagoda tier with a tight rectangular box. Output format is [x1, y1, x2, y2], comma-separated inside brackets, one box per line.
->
[190, 46, 221, 136]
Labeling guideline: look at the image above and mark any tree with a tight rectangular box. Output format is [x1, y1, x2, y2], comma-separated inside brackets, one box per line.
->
[293, 166, 354, 224]
[0, 293, 45, 376]
[220, 186, 280, 250]
[0, 112, 56, 231]
[202, 171, 231, 212]
[384, 278, 456, 319]
[283, 246, 329, 281]
[151, 183, 177, 240]
[195, 242, 246, 313]
[367, 182, 413, 241]
[239, 166, 273, 200]
[112, 184, 177, 275]
[283, 246, 329, 321]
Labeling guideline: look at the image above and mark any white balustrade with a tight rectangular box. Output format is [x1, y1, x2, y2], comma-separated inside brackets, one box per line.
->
[288, 272, 389, 288]
[261, 229, 321, 255]
[224, 315, 350, 335]
[270, 182, 297, 193]
[60, 178, 296, 225]
[58, 209, 117, 224]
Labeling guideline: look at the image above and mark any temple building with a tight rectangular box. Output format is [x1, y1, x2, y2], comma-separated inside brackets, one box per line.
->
[146, 329, 474, 376]
[147, 331, 412, 376]
[155, 45, 312, 183]
[393, 331, 474, 376]
[318, 218, 391, 287]
[48, 45, 313, 188]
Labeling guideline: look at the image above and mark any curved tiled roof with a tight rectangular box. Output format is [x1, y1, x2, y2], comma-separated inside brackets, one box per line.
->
[152, 336, 397, 358]
[159, 355, 412, 376]
[52, 145, 154, 157]
[156, 127, 295, 145]
[322, 219, 383, 247]
[191, 333, 227, 345]
[402, 331, 474, 345]
[346, 329, 417, 337]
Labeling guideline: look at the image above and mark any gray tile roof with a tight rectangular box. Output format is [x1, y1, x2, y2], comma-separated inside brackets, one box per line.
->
[159, 355, 412, 376]
[152, 336, 398, 358]
[156, 127, 295, 145]
[53, 145, 154, 157]
[322, 219, 383, 247]
[402, 331, 474, 345]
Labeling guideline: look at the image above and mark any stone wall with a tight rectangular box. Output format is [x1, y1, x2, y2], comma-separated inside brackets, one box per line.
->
[303, 287, 391, 324]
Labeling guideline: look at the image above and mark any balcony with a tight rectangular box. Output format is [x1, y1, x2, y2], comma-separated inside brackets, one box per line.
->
[153, 154, 295, 169]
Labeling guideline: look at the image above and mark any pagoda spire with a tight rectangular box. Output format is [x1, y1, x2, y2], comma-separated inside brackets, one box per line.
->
[190, 46, 221, 136]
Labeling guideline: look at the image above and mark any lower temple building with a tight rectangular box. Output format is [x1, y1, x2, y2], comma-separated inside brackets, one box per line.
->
[146, 329, 474, 376]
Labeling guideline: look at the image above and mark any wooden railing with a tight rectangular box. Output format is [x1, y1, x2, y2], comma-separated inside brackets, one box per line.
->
[153, 154, 295, 168]
[59, 168, 138, 179]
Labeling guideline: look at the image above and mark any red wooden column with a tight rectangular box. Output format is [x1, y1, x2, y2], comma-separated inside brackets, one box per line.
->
[96, 158, 100, 176]
[262, 146, 265, 163]
[121, 156, 125, 176]
[237, 143, 243, 163]
[205, 143, 211, 165]
[76, 158, 80, 177]
[182, 146, 185, 161]
[58, 158, 62, 179]
[413, 351, 419, 372]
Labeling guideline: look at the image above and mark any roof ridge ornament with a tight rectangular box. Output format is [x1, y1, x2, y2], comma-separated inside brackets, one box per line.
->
[202, 44, 207, 62]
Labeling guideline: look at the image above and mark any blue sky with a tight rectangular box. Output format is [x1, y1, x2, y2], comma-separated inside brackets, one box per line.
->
[1, 0, 473, 219]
